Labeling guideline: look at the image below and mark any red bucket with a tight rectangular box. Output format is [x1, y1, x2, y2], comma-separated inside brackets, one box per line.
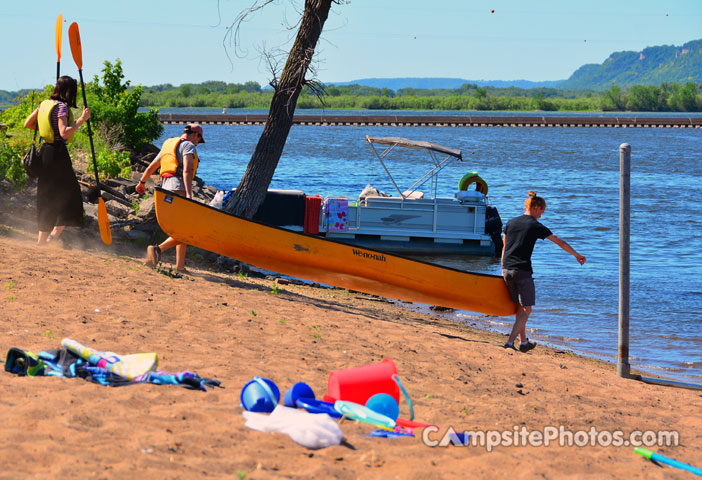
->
[323, 358, 400, 405]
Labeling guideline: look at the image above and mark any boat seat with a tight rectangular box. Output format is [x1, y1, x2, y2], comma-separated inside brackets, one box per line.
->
[402, 190, 424, 199]
[359, 184, 391, 206]
[456, 190, 485, 202]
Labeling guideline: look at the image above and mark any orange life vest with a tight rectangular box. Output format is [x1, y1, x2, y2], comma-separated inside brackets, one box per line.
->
[159, 137, 199, 178]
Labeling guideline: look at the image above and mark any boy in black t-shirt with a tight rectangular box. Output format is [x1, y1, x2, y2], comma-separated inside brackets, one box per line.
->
[501, 192, 586, 352]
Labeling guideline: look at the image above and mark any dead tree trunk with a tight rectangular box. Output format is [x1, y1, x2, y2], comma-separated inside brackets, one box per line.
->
[225, 0, 334, 218]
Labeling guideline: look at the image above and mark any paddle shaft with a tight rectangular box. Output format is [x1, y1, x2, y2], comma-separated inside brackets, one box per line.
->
[75, 69, 100, 191]
[56, 14, 62, 80]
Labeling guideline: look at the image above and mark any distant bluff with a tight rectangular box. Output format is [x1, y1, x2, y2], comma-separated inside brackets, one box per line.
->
[332, 39, 702, 92]
[560, 39, 702, 90]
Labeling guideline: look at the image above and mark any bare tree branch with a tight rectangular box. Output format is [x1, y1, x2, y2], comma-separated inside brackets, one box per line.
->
[223, 0, 347, 218]
[222, 0, 278, 69]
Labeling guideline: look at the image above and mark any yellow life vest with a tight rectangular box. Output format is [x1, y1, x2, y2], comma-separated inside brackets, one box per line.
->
[159, 137, 199, 178]
[37, 100, 74, 144]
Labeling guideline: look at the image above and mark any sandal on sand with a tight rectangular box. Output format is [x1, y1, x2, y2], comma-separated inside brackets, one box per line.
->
[146, 245, 161, 268]
[519, 341, 537, 353]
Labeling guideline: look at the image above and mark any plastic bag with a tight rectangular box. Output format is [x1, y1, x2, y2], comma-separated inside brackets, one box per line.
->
[208, 190, 224, 209]
[243, 405, 343, 449]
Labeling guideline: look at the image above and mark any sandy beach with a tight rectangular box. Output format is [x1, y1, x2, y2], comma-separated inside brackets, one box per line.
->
[1, 190, 701, 479]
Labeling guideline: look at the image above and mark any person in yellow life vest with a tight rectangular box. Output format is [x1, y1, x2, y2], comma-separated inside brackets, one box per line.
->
[136, 124, 205, 273]
[24, 76, 91, 245]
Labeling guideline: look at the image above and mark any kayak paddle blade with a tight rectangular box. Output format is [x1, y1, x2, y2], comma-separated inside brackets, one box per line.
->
[67, 22, 83, 70]
[97, 197, 112, 245]
[55, 14, 63, 61]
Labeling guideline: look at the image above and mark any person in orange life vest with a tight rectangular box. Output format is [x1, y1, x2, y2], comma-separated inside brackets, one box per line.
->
[136, 123, 205, 272]
[501, 191, 586, 352]
[24, 76, 91, 245]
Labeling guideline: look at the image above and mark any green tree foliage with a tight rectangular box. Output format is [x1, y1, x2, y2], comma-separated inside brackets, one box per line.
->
[600, 86, 626, 111]
[0, 140, 26, 189]
[88, 59, 163, 150]
[141, 81, 267, 108]
[626, 85, 667, 111]
[138, 79, 701, 112]
[668, 82, 701, 111]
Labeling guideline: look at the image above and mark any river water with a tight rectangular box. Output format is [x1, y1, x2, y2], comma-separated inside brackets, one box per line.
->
[153, 108, 702, 383]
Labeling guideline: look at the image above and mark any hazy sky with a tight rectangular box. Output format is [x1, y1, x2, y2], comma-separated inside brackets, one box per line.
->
[2, 0, 700, 91]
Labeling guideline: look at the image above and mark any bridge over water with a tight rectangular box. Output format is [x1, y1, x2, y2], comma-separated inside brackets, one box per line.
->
[158, 113, 702, 128]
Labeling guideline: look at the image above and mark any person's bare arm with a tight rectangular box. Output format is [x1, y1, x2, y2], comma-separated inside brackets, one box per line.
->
[182, 153, 194, 199]
[24, 109, 38, 130]
[58, 107, 90, 139]
[547, 234, 586, 265]
[135, 154, 162, 195]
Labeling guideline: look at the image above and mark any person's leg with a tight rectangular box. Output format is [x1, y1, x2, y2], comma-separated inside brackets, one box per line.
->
[517, 306, 532, 343]
[158, 237, 179, 253]
[507, 305, 531, 345]
[147, 238, 188, 270]
[515, 272, 536, 348]
[503, 270, 537, 348]
[146, 188, 188, 268]
[146, 236, 176, 268]
[175, 243, 187, 271]
[502, 270, 520, 347]
[37, 231, 50, 245]
[50, 225, 65, 239]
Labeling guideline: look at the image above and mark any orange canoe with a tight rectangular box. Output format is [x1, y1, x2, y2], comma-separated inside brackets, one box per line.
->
[154, 188, 516, 316]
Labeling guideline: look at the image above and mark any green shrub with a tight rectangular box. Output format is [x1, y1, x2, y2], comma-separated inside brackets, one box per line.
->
[87, 59, 163, 150]
[91, 149, 131, 179]
[0, 139, 27, 188]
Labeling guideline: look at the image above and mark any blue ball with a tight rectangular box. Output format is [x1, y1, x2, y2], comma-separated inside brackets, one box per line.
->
[365, 393, 399, 421]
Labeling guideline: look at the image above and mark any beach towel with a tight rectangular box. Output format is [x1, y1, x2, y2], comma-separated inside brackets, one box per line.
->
[61, 338, 158, 380]
[4, 340, 221, 391]
[4, 348, 45, 376]
[323, 198, 348, 232]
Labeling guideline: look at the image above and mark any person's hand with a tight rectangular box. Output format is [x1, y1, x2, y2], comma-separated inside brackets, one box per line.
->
[79, 107, 91, 123]
[575, 253, 586, 265]
[135, 181, 146, 195]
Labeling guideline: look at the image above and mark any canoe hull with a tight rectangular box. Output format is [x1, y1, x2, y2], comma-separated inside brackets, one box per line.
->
[154, 189, 516, 316]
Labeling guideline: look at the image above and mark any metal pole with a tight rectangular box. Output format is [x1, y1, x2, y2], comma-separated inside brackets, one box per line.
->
[618, 143, 631, 378]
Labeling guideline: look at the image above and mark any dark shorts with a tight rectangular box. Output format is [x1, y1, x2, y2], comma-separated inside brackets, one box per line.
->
[502, 269, 536, 307]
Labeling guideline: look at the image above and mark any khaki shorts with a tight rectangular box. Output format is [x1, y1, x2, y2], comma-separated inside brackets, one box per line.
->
[502, 269, 536, 307]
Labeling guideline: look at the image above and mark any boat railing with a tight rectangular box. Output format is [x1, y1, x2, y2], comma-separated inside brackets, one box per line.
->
[366, 136, 462, 200]
[323, 195, 486, 236]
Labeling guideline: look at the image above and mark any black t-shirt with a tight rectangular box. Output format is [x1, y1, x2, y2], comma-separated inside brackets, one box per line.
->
[502, 215, 553, 272]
